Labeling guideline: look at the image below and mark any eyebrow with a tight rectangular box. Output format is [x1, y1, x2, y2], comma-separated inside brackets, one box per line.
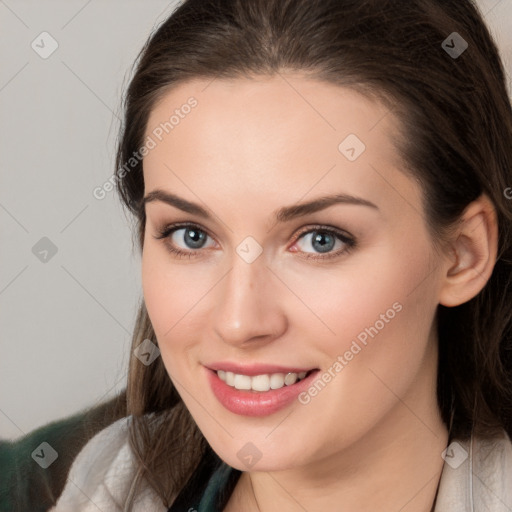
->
[143, 189, 379, 223]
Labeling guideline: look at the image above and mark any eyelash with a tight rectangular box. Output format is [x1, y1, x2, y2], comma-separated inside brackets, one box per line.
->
[152, 222, 357, 261]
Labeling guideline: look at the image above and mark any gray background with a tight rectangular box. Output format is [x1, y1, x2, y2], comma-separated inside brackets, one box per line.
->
[1, 0, 511, 440]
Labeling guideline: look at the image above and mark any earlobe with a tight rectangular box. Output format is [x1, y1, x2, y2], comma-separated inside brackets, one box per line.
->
[438, 194, 498, 307]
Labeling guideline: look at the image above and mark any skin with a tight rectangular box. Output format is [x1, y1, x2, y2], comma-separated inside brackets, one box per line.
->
[141, 74, 497, 511]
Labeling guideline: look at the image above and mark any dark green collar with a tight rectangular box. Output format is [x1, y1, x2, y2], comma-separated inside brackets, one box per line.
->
[168, 446, 241, 512]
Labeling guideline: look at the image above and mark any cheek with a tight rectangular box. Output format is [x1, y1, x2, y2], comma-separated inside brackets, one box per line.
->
[283, 236, 436, 360]
[272, 242, 440, 455]
[141, 246, 182, 343]
[141, 244, 217, 370]
[307, 238, 439, 394]
[142, 248, 174, 337]
[142, 242, 202, 323]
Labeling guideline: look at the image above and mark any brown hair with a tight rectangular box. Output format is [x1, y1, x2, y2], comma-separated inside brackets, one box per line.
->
[112, 0, 512, 507]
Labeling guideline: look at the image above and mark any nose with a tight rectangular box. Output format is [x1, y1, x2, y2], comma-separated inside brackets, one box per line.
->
[212, 253, 288, 348]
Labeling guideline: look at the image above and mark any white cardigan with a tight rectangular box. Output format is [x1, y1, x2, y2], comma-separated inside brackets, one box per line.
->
[49, 416, 166, 512]
[50, 415, 512, 511]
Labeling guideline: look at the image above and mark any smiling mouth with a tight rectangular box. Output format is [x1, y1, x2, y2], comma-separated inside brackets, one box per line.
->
[215, 369, 316, 392]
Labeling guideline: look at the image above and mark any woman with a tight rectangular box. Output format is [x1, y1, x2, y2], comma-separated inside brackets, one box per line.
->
[51, 0, 512, 510]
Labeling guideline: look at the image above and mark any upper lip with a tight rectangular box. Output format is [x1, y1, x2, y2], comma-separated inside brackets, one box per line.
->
[205, 362, 318, 376]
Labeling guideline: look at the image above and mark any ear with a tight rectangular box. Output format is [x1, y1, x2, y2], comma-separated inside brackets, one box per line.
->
[438, 193, 498, 307]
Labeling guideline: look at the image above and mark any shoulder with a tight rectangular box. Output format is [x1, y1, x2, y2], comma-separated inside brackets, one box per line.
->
[49, 415, 167, 512]
[435, 429, 512, 511]
[471, 429, 512, 507]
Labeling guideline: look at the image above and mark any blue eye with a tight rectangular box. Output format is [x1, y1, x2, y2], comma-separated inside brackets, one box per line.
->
[297, 230, 338, 253]
[155, 225, 215, 255]
[153, 223, 356, 261]
[174, 226, 210, 249]
[292, 227, 356, 260]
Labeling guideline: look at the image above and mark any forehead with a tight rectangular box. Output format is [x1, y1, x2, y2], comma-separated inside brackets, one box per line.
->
[142, 75, 420, 221]
[145, 74, 399, 159]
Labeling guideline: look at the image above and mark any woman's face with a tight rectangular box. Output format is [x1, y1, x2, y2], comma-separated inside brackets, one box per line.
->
[141, 75, 448, 471]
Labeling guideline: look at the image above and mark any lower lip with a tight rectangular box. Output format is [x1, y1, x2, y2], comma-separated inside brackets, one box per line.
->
[205, 367, 320, 417]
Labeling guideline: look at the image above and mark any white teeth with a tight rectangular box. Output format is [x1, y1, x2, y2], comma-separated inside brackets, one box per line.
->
[233, 374, 252, 390]
[269, 373, 285, 389]
[225, 371, 235, 386]
[251, 374, 270, 392]
[284, 373, 297, 386]
[217, 370, 310, 391]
